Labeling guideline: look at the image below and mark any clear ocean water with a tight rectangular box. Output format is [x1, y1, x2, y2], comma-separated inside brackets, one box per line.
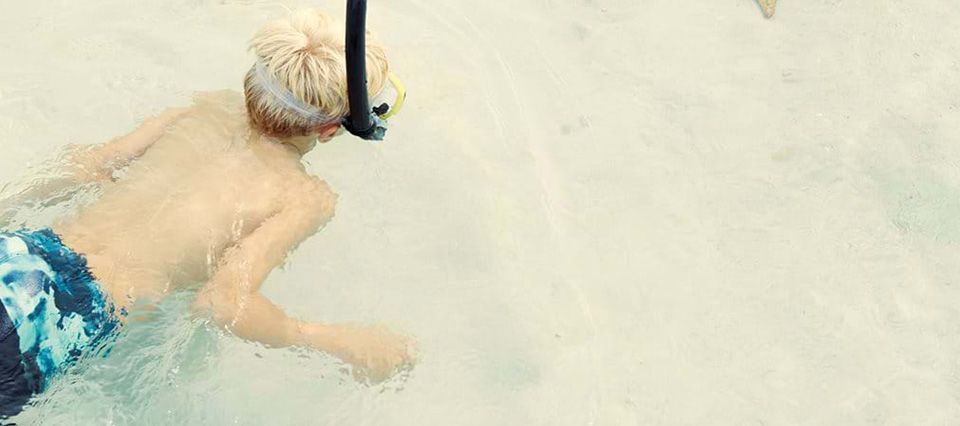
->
[1, 0, 959, 424]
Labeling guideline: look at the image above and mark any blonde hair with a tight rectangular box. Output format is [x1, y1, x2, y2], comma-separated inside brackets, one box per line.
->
[244, 9, 389, 138]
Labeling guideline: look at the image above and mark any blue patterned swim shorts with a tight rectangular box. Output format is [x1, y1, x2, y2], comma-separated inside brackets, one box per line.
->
[0, 229, 118, 418]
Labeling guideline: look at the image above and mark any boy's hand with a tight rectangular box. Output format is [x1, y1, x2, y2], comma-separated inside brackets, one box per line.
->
[308, 324, 417, 382]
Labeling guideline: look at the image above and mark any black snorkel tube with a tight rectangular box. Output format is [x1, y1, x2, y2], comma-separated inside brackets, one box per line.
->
[342, 0, 387, 141]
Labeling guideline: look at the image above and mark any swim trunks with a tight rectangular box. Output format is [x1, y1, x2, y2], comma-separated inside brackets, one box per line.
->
[0, 229, 118, 419]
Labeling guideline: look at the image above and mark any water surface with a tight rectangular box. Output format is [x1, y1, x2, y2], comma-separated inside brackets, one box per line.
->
[1, 0, 959, 424]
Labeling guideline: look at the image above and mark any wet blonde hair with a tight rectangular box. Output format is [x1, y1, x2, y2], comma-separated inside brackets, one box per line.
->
[244, 9, 389, 138]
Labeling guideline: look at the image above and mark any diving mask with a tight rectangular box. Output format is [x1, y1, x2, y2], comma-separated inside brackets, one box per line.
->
[370, 72, 407, 120]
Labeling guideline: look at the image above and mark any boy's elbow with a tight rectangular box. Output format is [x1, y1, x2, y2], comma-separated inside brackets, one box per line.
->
[192, 287, 243, 327]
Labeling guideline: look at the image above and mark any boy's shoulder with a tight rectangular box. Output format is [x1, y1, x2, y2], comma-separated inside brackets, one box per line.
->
[190, 90, 246, 117]
[280, 175, 336, 217]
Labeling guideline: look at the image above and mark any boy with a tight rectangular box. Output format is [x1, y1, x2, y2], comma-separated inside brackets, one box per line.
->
[0, 9, 414, 417]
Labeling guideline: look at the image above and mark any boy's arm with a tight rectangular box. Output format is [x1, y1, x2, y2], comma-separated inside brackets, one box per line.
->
[0, 108, 189, 222]
[81, 107, 191, 174]
[193, 179, 335, 339]
[192, 180, 414, 381]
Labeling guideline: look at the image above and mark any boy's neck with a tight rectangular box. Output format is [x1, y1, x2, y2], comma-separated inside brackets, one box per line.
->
[257, 133, 316, 157]
[282, 135, 317, 156]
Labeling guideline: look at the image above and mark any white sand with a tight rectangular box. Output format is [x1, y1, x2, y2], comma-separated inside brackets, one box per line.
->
[1, 0, 959, 424]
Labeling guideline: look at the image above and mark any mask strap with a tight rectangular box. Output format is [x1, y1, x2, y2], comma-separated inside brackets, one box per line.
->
[254, 60, 339, 125]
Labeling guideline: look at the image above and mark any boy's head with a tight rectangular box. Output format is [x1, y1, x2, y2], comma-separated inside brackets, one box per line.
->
[244, 9, 389, 139]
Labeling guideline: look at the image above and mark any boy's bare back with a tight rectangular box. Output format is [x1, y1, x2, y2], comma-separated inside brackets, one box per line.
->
[56, 92, 334, 309]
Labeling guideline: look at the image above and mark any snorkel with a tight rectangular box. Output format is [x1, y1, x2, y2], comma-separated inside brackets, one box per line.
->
[342, 0, 405, 141]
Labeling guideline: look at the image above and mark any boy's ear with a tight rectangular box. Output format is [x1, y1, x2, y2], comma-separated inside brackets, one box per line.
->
[317, 123, 341, 138]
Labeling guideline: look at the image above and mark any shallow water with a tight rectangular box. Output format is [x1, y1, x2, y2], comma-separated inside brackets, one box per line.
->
[2, 0, 960, 424]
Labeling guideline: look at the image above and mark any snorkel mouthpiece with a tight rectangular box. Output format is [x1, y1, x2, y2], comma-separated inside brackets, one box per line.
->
[343, 0, 387, 141]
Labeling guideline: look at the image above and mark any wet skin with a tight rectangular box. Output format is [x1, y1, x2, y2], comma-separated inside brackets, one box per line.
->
[7, 91, 414, 381]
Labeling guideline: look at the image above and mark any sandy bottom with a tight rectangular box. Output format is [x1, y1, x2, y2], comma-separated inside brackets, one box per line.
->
[1, 0, 959, 424]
